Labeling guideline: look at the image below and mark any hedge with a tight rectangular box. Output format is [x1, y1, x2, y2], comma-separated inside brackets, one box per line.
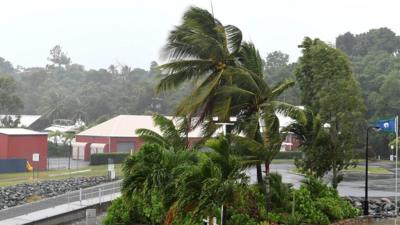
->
[274, 151, 303, 159]
[90, 153, 130, 165]
[48, 142, 71, 157]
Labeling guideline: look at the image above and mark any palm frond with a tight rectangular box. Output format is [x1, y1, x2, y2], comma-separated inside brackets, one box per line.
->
[239, 42, 264, 76]
[224, 25, 243, 54]
[271, 79, 295, 98]
[270, 101, 306, 125]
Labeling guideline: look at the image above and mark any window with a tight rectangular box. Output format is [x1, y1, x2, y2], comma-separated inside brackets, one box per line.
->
[116, 142, 135, 153]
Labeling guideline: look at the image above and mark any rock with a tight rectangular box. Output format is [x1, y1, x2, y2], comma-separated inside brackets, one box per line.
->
[381, 197, 392, 204]
[0, 176, 111, 211]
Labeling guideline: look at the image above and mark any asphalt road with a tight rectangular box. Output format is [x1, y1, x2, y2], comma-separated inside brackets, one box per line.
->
[246, 163, 400, 197]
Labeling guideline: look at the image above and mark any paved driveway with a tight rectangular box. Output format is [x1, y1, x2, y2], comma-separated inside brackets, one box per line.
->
[246, 163, 400, 197]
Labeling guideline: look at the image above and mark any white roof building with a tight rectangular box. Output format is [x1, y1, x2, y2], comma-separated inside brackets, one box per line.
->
[0, 128, 47, 136]
[0, 115, 41, 128]
[77, 115, 203, 138]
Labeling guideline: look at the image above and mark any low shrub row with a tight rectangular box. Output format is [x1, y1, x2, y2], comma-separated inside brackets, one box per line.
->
[90, 153, 129, 165]
[48, 142, 71, 157]
[274, 151, 303, 159]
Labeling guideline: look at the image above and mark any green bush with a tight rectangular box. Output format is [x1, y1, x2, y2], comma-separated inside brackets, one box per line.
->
[268, 173, 292, 212]
[90, 153, 129, 165]
[274, 151, 303, 159]
[103, 197, 133, 225]
[291, 177, 360, 224]
[48, 142, 71, 157]
[294, 187, 330, 225]
[283, 212, 304, 225]
[229, 213, 259, 225]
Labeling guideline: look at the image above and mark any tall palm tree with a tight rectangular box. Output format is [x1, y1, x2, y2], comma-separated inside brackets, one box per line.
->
[135, 114, 190, 150]
[157, 7, 244, 126]
[227, 42, 306, 183]
[286, 109, 339, 187]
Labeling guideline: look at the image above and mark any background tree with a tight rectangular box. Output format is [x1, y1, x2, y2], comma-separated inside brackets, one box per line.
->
[264, 51, 300, 105]
[0, 76, 23, 127]
[0, 57, 14, 74]
[47, 45, 71, 68]
[295, 37, 365, 188]
[336, 27, 400, 158]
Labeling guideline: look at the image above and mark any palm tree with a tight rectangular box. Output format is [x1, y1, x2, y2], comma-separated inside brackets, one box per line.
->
[175, 136, 247, 225]
[286, 109, 340, 187]
[135, 113, 191, 150]
[122, 143, 199, 223]
[157, 7, 244, 126]
[227, 42, 305, 183]
[61, 132, 75, 170]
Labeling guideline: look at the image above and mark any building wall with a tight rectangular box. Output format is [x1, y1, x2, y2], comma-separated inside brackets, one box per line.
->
[0, 134, 8, 158]
[76, 135, 201, 161]
[76, 136, 144, 161]
[7, 135, 48, 170]
[282, 133, 301, 151]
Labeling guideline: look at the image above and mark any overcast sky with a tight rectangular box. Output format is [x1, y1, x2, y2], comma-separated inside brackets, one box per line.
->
[0, 0, 399, 70]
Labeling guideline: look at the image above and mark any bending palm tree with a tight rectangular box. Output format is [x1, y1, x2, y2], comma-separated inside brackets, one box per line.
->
[157, 7, 244, 126]
[228, 42, 305, 183]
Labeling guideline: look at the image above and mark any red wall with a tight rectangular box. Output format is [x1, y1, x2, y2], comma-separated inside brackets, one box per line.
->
[76, 136, 143, 161]
[76, 135, 202, 161]
[0, 135, 8, 158]
[0, 134, 48, 170]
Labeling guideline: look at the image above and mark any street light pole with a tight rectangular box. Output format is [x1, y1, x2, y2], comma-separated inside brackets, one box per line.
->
[364, 126, 380, 216]
[214, 117, 235, 225]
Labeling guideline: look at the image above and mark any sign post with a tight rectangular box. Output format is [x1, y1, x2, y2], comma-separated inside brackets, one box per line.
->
[32, 153, 40, 180]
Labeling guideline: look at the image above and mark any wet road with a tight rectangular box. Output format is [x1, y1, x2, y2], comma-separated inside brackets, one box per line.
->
[246, 163, 400, 197]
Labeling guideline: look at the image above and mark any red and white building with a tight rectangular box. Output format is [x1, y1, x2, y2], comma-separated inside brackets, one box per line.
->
[74, 115, 203, 161]
[276, 113, 301, 151]
[0, 128, 48, 170]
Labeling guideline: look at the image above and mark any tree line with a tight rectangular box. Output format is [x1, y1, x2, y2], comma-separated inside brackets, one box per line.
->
[0, 26, 399, 158]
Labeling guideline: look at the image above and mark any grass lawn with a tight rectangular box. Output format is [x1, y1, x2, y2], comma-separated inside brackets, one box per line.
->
[344, 166, 392, 174]
[271, 159, 294, 164]
[291, 165, 392, 175]
[0, 164, 123, 187]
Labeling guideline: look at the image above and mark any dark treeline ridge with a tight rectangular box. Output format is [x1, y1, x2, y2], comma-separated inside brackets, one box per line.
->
[0, 27, 399, 156]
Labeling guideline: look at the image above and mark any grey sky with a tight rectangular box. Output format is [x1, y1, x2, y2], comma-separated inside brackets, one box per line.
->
[1, 0, 399, 70]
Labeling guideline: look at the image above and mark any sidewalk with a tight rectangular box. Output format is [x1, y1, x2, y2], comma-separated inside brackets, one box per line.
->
[0, 191, 121, 225]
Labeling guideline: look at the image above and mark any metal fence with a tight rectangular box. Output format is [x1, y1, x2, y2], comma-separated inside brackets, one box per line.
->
[0, 180, 122, 221]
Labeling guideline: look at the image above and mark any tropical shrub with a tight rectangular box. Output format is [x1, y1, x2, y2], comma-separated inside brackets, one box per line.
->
[292, 177, 359, 225]
[48, 142, 71, 157]
[229, 212, 259, 225]
[103, 197, 134, 225]
[294, 187, 330, 225]
[267, 173, 292, 212]
[90, 152, 129, 165]
[274, 151, 303, 160]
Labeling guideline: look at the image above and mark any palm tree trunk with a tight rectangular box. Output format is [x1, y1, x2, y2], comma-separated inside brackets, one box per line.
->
[332, 162, 338, 189]
[221, 204, 227, 225]
[256, 163, 263, 184]
[264, 161, 270, 176]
